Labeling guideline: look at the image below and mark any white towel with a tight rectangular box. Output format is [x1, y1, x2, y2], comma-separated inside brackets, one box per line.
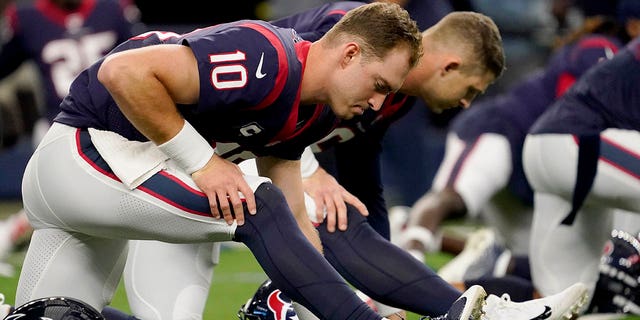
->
[88, 128, 169, 190]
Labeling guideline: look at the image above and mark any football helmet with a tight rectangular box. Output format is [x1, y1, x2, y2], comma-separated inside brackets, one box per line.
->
[587, 229, 640, 314]
[6, 296, 104, 320]
[237, 279, 297, 320]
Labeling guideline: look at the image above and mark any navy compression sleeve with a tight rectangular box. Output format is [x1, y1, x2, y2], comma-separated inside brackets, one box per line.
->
[234, 183, 381, 320]
[318, 205, 461, 316]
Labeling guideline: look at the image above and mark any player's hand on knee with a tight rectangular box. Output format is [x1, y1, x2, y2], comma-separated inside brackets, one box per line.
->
[331, 190, 368, 232]
[192, 154, 256, 225]
[303, 167, 368, 232]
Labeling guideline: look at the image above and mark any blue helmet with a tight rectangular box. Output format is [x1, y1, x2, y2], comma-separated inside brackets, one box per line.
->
[6, 296, 104, 320]
[588, 229, 640, 314]
[237, 280, 297, 320]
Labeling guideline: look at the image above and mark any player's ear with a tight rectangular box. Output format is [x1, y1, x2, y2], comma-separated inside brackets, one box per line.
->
[341, 42, 359, 67]
[443, 58, 461, 75]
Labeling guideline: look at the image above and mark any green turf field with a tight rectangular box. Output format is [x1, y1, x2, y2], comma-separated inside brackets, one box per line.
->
[0, 244, 267, 319]
[0, 200, 452, 319]
[1, 200, 639, 320]
[0, 239, 446, 319]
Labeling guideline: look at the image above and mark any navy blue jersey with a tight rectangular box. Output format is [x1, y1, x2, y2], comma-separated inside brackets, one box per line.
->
[55, 20, 339, 161]
[0, 0, 134, 122]
[270, 1, 422, 236]
[451, 34, 623, 204]
[454, 34, 622, 143]
[541, 35, 622, 99]
[269, 1, 418, 151]
[531, 36, 640, 135]
[311, 93, 416, 152]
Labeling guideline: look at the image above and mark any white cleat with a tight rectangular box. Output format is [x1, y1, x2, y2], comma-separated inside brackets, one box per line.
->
[423, 285, 487, 320]
[438, 228, 508, 283]
[482, 282, 589, 320]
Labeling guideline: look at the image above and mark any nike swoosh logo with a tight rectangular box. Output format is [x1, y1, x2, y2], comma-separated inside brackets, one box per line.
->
[256, 52, 267, 79]
[604, 47, 614, 60]
[529, 305, 551, 319]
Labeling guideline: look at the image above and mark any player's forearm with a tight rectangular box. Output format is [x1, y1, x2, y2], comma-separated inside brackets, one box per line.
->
[276, 177, 324, 252]
[293, 204, 324, 253]
[258, 156, 324, 252]
[409, 188, 467, 232]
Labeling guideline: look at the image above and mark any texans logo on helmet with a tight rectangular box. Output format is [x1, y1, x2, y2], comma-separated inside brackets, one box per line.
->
[267, 290, 295, 320]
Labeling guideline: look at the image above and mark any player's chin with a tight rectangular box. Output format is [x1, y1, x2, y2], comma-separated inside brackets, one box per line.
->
[340, 113, 355, 120]
[350, 106, 365, 117]
[429, 103, 456, 114]
[429, 106, 443, 114]
[338, 110, 358, 120]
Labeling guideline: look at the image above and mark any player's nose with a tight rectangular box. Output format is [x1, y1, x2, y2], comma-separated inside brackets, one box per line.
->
[369, 93, 386, 111]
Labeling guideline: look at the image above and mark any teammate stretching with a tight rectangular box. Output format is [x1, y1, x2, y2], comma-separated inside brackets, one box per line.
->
[0, 0, 138, 273]
[16, 3, 425, 319]
[122, 2, 589, 320]
[397, 0, 640, 301]
[523, 30, 640, 310]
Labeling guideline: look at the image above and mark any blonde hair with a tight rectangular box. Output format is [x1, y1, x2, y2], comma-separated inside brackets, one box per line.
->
[430, 11, 506, 78]
[322, 2, 423, 68]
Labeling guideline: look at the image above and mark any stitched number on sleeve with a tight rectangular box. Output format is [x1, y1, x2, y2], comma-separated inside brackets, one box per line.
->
[210, 50, 247, 89]
[311, 127, 356, 152]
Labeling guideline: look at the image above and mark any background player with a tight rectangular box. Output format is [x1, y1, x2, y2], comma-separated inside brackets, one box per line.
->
[522, 23, 640, 313]
[395, 0, 640, 299]
[0, 0, 138, 145]
[0, 0, 138, 272]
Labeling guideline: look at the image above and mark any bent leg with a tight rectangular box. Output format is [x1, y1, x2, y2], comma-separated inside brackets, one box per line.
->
[123, 241, 218, 320]
[21, 124, 381, 319]
[529, 193, 611, 296]
[16, 228, 128, 309]
[235, 183, 381, 320]
[319, 205, 460, 316]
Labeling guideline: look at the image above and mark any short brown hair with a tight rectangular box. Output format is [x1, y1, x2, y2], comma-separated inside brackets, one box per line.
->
[323, 2, 423, 68]
[431, 11, 506, 79]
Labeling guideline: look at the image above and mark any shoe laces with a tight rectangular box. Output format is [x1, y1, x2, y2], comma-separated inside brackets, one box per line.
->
[486, 293, 530, 316]
[491, 293, 522, 313]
